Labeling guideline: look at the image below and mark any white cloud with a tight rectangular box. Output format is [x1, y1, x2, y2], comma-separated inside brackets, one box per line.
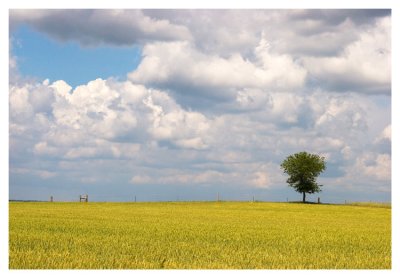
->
[130, 175, 152, 185]
[161, 171, 225, 185]
[10, 167, 57, 179]
[33, 141, 59, 156]
[129, 39, 307, 95]
[175, 138, 208, 150]
[355, 153, 391, 182]
[303, 17, 391, 94]
[268, 92, 306, 125]
[129, 168, 273, 189]
[50, 80, 72, 97]
[254, 35, 307, 89]
[36, 170, 57, 179]
[9, 10, 391, 201]
[51, 79, 145, 141]
[9, 85, 34, 121]
[142, 10, 389, 57]
[341, 146, 352, 160]
[378, 124, 391, 142]
[10, 77, 214, 164]
[65, 147, 98, 159]
[251, 172, 270, 188]
[142, 94, 210, 149]
[10, 75, 391, 199]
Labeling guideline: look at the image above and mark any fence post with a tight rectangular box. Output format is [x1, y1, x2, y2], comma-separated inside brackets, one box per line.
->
[79, 194, 88, 202]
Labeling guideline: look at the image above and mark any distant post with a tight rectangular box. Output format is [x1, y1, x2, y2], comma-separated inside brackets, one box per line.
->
[50, 196, 53, 202]
[317, 197, 320, 204]
[80, 194, 88, 202]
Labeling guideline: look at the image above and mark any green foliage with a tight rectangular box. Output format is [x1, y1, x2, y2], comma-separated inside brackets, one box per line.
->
[281, 152, 326, 201]
[9, 202, 390, 269]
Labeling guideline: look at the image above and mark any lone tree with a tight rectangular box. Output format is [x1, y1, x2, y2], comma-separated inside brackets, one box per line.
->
[280, 151, 326, 203]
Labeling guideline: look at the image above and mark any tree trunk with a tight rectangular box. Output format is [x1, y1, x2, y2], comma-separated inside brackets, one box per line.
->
[303, 192, 306, 203]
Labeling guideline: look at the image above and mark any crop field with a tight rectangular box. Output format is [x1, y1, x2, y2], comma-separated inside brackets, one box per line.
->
[9, 201, 391, 269]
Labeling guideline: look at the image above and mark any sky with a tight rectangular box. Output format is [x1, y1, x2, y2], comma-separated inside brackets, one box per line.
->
[8, 9, 392, 203]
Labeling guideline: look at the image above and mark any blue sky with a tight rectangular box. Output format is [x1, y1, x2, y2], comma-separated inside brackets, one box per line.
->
[12, 25, 142, 87]
[9, 9, 392, 203]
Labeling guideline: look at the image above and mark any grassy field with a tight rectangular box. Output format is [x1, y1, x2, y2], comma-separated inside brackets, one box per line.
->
[9, 201, 391, 269]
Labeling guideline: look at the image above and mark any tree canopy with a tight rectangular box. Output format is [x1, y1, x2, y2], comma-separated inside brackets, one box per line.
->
[280, 151, 326, 203]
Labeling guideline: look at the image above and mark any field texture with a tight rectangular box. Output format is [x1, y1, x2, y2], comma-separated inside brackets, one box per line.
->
[9, 202, 391, 269]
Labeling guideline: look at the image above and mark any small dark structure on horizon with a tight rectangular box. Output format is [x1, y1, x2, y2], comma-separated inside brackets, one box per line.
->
[50, 196, 53, 202]
[80, 194, 88, 202]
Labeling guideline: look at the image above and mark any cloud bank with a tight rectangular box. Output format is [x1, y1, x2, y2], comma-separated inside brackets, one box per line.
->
[10, 9, 192, 46]
[9, 9, 391, 202]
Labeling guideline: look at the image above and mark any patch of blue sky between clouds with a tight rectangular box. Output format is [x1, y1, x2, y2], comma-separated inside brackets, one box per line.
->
[12, 25, 142, 87]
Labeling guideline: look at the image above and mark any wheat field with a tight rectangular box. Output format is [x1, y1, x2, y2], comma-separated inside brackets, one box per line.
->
[9, 201, 391, 269]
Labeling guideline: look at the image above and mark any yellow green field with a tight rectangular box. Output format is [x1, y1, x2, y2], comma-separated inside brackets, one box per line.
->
[9, 201, 391, 269]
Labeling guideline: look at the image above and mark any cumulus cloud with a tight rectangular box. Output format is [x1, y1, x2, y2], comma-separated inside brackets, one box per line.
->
[251, 172, 270, 188]
[10, 78, 214, 161]
[129, 39, 306, 109]
[378, 125, 391, 142]
[143, 9, 389, 57]
[9, 76, 391, 198]
[10, 9, 192, 46]
[130, 39, 306, 91]
[126, 11, 391, 114]
[342, 152, 391, 183]
[143, 95, 210, 150]
[9, 9, 391, 201]
[33, 141, 59, 156]
[303, 17, 391, 94]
